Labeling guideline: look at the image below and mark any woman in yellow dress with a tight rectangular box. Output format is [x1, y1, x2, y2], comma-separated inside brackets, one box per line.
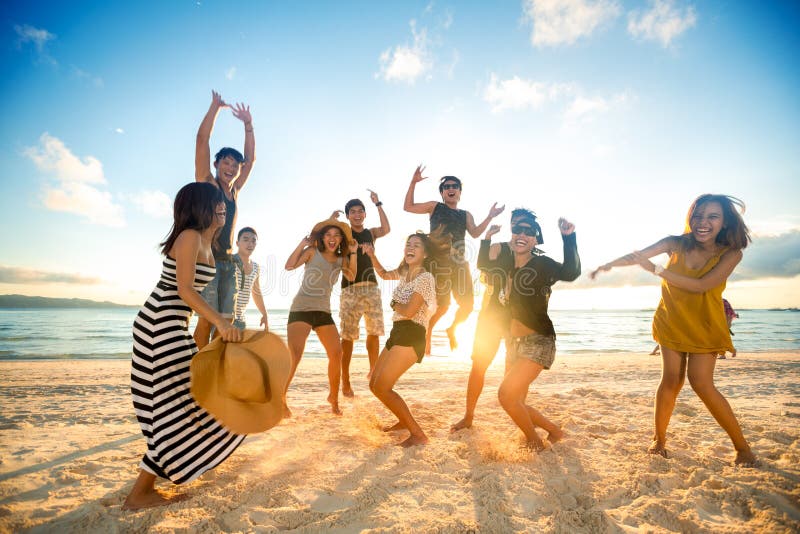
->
[591, 194, 756, 466]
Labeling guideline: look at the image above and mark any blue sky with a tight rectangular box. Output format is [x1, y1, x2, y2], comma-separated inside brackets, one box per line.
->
[1, 0, 798, 309]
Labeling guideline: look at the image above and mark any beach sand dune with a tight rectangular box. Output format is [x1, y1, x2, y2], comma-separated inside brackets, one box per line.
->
[1, 352, 799, 533]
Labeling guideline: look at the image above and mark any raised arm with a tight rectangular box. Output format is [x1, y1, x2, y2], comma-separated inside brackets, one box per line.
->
[633, 248, 743, 294]
[555, 218, 581, 282]
[173, 230, 242, 341]
[590, 236, 679, 279]
[251, 271, 268, 331]
[404, 164, 438, 215]
[362, 242, 400, 280]
[231, 102, 255, 191]
[477, 225, 503, 270]
[285, 236, 315, 271]
[368, 189, 391, 238]
[467, 203, 505, 238]
[195, 90, 228, 183]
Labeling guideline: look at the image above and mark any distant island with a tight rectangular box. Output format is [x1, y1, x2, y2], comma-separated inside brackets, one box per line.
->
[0, 294, 136, 309]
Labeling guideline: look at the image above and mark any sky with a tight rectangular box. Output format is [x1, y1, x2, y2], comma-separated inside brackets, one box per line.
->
[1, 0, 799, 310]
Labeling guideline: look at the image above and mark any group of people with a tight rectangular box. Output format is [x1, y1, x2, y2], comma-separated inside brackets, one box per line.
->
[122, 91, 757, 511]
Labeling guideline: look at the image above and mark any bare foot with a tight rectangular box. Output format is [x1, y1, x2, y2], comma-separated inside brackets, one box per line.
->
[717, 354, 727, 359]
[382, 421, 406, 432]
[647, 440, 668, 458]
[366, 369, 373, 380]
[399, 433, 429, 448]
[446, 326, 458, 350]
[327, 396, 343, 416]
[425, 337, 432, 355]
[547, 428, 565, 444]
[450, 416, 473, 432]
[122, 490, 187, 511]
[342, 384, 355, 398]
[524, 439, 548, 453]
[283, 404, 293, 419]
[734, 449, 758, 467]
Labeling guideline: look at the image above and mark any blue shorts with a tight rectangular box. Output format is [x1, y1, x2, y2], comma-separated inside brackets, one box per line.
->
[200, 258, 237, 318]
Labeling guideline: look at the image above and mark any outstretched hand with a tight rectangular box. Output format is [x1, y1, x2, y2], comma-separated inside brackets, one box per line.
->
[211, 90, 229, 109]
[589, 264, 610, 280]
[412, 164, 428, 184]
[558, 217, 575, 236]
[489, 203, 506, 219]
[231, 103, 252, 124]
[486, 224, 501, 239]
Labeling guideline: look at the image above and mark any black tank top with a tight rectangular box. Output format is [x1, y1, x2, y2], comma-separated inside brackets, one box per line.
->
[213, 181, 237, 260]
[342, 228, 378, 288]
[430, 202, 467, 252]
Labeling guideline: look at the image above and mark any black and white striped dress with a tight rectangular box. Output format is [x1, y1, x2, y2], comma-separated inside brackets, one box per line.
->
[131, 256, 245, 484]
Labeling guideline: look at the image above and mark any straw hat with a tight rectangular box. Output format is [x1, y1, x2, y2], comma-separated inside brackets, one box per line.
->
[311, 218, 356, 248]
[191, 330, 291, 434]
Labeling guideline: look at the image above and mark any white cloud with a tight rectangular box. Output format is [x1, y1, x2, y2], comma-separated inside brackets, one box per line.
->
[524, 0, 621, 47]
[628, 0, 697, 47]
[24, 133, 125, 227]
[71, 66, 104, 88]
[565, 95, 610, 121]
[14, 23, 57, 64]
[129, 190, 173, 220]
[114, 128, 125, 134]
[226, 66, 237, 80]
[442, 9, 454, 30]
[483, 74, 572, 113]
[377, 20, 432, 84]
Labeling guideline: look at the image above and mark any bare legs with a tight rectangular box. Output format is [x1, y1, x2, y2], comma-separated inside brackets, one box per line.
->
[286, 321, 343, 416]
[425, 305, 448, 355]
[341, 334, 380, 396]
[497, 359, 562, 451]
[370, 346, 428, 447]
[122, 470, 186, 511]
[451, 334, 502, 431]
[652, 347, 755, 464]
[193, 317, 212, 350]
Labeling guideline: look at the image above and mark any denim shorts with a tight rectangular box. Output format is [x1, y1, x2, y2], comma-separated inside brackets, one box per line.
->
[506, 333, 556, 370]
[200, 258, 237, 318]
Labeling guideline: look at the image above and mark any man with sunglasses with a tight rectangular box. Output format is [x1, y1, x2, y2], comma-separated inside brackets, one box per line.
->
[403, 164, 504, 354]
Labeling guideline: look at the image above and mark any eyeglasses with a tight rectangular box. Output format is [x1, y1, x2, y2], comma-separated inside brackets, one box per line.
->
[441, 184, 461, 191]
[512, 225, 538, 237]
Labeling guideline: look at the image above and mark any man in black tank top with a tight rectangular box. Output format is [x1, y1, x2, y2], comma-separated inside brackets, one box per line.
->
[192, 90, 257, 349]
[336, 191, 391, 396]
[404, 164, 505, 354]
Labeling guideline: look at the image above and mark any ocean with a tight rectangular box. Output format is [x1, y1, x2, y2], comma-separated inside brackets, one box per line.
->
[0, 307, 797, 361]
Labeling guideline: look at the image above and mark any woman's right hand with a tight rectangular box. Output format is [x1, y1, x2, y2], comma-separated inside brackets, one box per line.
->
[485, 224, 501, 239]
[589, 264, 610, 280]
[217, 323, 244, 343]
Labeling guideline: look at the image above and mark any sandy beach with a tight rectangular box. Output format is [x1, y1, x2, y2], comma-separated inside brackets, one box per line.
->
[1, 351, 798, 533]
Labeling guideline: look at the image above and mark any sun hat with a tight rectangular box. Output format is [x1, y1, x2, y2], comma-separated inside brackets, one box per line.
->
[191, 330, 291, 434]
[311, 217, 356, 248]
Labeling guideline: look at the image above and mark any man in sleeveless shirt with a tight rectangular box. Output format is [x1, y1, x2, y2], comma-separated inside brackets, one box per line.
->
[193, 90, 256, 349]
[335, 191, 390, 396]
[404, 164, 504, 354]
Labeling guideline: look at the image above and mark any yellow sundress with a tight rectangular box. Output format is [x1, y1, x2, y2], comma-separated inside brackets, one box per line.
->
[652, 246, 734, 355]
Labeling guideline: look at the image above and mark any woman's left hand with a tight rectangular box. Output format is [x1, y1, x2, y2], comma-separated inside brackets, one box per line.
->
[631, 251, 655, 272]
[558, 217, 575, 235]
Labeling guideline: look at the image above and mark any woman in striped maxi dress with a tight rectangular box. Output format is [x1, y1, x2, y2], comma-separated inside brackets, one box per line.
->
[124, 182, 245, 511]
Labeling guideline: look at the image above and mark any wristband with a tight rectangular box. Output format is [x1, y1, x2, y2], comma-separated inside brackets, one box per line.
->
[375, 201, 383, 207]
[654, 265, 665, 276]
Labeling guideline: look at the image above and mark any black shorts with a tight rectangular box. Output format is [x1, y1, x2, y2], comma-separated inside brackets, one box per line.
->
[385, 320, 427, 363]
[288, 310, 336, 329]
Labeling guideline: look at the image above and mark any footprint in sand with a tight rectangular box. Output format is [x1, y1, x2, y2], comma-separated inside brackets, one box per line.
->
[293, 488, 355, 513]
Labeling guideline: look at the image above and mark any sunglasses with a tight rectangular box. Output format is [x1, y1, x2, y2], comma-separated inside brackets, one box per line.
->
[512, 225, 538, 237]
[441, 183, 461, 191]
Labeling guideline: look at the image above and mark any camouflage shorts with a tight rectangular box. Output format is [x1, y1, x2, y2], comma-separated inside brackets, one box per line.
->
[339, 283, 385, 340]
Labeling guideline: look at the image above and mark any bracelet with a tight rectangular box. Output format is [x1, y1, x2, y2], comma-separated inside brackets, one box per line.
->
[375, 201, 383, 207]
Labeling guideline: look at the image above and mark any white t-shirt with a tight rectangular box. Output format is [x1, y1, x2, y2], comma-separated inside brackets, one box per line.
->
[391, 271, 436, 327]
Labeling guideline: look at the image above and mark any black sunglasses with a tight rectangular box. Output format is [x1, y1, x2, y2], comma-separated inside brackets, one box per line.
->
[512, 225, 538, 237]
[441, 183, 461, 191]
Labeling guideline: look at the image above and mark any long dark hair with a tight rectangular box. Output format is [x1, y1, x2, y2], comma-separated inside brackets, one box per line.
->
[160, 182, 224, 256]
[397, 227, 451, 275]
[682, 194, 751, 251]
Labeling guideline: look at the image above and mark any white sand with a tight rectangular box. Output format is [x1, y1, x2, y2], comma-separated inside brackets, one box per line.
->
[1, 352, 799, 533]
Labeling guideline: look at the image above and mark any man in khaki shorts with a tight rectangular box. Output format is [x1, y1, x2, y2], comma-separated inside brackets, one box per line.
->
[336, 191, 390, 396]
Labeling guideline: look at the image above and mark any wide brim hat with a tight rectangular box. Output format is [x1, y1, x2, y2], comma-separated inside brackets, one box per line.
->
[191, 330, 291, 434]
[311, 218, 356, 248]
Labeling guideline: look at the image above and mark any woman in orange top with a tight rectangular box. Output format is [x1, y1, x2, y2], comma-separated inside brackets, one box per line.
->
[591, 194, 756, 466]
